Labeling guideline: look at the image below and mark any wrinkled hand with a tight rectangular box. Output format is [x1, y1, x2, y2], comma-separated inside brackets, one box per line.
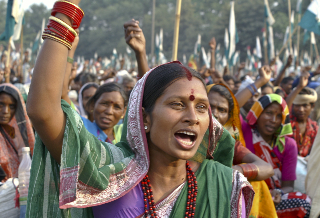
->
[124, 19, 146, 54]
[286, 55, 293, 67]
[258, 65, 272, 84]
[209, 37, 216, 50]
[269, 58, 276, 67]
[298, 71, 309, 89]
[314, 64, 320, 75]
[270, 189, 282, 206]
[238, 62, 245, 70]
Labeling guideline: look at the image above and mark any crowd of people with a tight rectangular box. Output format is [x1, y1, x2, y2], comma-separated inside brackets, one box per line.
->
[1, 1, 320, 218]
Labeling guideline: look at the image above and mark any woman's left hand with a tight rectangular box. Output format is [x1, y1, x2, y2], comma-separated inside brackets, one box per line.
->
[270, 189, 282, 205]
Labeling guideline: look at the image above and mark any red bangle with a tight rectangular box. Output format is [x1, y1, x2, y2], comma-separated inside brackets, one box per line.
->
[239, 164, 259, 180]
[52, 1, 84, 29]
[47, 20, 75, 43]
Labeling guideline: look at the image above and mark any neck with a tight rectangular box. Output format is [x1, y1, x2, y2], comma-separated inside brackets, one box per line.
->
[147, 145, 188, 203]
[103, 127, 114, 141]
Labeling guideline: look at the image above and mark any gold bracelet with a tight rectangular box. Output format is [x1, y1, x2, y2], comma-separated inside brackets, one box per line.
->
[49, 16, 77, 37]
[42, 33, 72, 50]
[56, 0, 85, 16]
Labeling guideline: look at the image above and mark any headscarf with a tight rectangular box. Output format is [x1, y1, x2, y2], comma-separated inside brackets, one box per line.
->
[0, 83, 35, 178]
[246, 94, 292, 153]
[78, 82, 99, 118]
[206, 83, 246, 147]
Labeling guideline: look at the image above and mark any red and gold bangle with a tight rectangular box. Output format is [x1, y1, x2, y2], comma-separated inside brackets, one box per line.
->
[239, 164, 259, 180]
[52, 1, 84, 29]
[44, 29, 73, 45]
[47, 20, 75, 42]
[42, 33, 72, 50]
[49, 16, 77, 37]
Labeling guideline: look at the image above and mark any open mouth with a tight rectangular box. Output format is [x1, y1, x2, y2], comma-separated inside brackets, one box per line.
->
[174, 130, 197, 149]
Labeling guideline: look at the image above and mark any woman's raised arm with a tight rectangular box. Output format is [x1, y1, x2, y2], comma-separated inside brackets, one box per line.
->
[26, 2, 81, 163]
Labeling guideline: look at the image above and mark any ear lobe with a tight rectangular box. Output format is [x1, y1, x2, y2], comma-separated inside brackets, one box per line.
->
[142, 107, 151, 133]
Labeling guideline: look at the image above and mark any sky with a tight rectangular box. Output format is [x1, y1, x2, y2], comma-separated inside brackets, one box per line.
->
[22, 0, 56, 10]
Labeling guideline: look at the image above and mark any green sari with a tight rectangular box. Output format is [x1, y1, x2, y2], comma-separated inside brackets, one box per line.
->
[26, 61, 254, 218]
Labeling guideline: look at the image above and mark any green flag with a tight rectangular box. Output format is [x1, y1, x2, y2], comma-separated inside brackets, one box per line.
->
[299, 0, 320, 36]
[0, 0, 19, 41]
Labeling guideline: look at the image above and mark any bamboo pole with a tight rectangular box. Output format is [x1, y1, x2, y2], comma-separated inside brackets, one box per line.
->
[5, 37, 12, 83]
[150, 0, 156, 61]
[172, 0, 182, 61]
[288, 0, 292, 54]
[314, 44, 320, 64]
[310, 42, 313, 65]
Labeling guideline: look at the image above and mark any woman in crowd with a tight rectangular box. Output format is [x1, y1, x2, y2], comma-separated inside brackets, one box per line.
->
[78, 82, 99, 121]
[207, 83, 276, 218]
[25, 5, 254, 215]
[0, 83, 34, 180]
[260, 83, 274, 96]
[242, 93, 311, 217]
[82, 82, 127, 144]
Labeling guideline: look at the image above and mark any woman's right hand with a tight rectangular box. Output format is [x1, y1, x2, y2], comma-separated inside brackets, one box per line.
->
[270, 189, 282, 205]
[124, 19, 146, 54]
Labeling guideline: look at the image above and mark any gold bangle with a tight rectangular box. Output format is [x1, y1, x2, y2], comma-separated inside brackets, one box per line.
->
[56, 0, 85, 16]
[42, 33, 72, 50]
[42, 35, 71, 50]
[49, 16, 77, 37]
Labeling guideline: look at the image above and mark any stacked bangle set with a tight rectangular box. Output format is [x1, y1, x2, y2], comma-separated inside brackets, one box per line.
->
[247, 83, 258, 96]
[42, 0, 84, 50]
[239, 163, 259, 180]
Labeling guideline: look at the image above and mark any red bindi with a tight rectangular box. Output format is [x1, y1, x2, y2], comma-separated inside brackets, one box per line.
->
[189, 89, 195, 101]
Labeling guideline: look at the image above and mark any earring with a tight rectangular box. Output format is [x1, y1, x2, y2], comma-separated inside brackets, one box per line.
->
[121, 116, 124, 119]
[144, 126, 148, 130]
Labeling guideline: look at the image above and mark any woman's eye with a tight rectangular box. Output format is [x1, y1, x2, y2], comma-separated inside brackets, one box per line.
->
[170, 102, 184, 108]
[219, 108, 226, 113]
[197, 104, 207, 112]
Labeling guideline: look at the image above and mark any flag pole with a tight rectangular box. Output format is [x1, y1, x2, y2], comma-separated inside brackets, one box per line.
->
[297, 13, 301, 64]
[288, 0, 292, 54]
[5, 37, 12, 83]
[270, 26, 298, 66]
[310, 41, 313, 65]
[172, 0, 182, 61]
[314, 43, 320, 64]
[150, 0, 156, 62]
[19, 26, 24, 83]
[264, 24, 269, 64]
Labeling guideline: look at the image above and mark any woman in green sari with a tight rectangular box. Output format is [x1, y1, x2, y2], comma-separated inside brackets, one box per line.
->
[25, 2, 254, 218]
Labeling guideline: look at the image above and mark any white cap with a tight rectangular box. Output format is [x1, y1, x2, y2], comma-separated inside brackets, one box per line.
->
[22, 147, 30, 152]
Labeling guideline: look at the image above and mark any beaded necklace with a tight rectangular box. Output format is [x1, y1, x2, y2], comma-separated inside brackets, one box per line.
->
[141, 161, 198, 218]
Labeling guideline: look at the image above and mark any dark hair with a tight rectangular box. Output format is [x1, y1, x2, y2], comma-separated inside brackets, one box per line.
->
[74, 72, 83, 83]
[275, 88, 285, 96]
[261, 83, 274, 93]
[87, 82, 128, 109]
[235, 80, 241, 85]
[81, 83, 99, 97]
[223, 75, 235, 83]
[80, 73, 99, 86]
[281, 76, 294, 84]
[208, 85, 234, 118]
[142, 62, 205, 113]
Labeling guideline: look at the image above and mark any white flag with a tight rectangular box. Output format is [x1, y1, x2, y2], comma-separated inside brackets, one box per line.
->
[268, 26, 275, 59]
[12, 9, 24, 41]
[228, 1, 236, 59]
[264, 0, 275, 25]
[311, 32, 316, 44]
[256, 36, 262, 59]
[40, 18, 45, 44]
